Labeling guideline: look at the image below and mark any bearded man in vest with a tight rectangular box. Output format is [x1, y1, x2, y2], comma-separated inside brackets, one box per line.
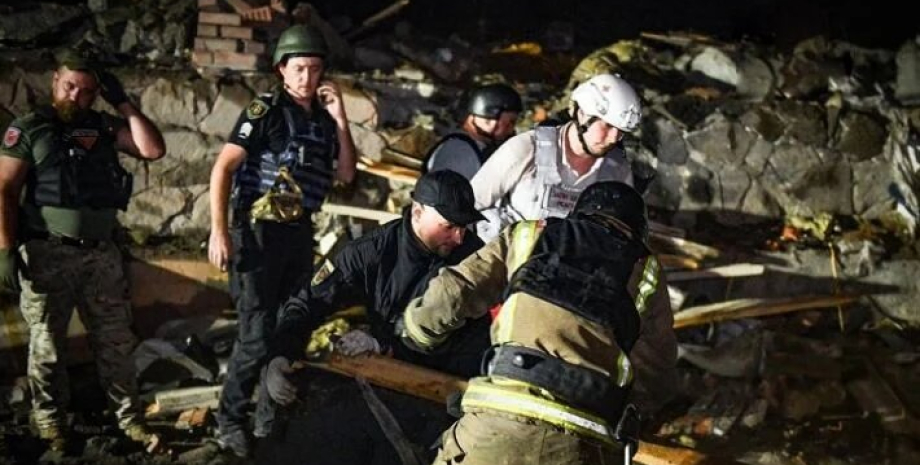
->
[471, 74, 641, 242]
[0, 49, 166, 452]
[207, 24, 357, 457]
[399, 181, 677, 465]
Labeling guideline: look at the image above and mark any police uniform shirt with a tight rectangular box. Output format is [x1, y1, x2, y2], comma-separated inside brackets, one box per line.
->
[228, 90, 338, 159]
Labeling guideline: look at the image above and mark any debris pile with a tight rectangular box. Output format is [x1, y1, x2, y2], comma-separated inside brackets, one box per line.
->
[1, 2, 920, 464]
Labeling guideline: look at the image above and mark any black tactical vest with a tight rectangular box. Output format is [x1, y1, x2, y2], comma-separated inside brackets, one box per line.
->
[505, 216, 648, 353]
[26, 108, 132, 210]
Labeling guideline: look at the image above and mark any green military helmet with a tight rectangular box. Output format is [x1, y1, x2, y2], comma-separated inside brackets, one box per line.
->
[54, 48, 101, 80]
[272, 25, 328, 67]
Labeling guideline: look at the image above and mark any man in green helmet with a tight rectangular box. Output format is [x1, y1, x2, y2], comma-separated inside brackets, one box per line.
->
[208, 24, 357, 457]
[0, 48, 165, 452]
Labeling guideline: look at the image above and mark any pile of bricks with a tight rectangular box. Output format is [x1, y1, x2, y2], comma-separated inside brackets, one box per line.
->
[192, 0, 286, 71]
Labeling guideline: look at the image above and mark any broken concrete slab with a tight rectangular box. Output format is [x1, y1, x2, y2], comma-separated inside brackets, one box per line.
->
[895, 37, 920, 106]
[198, 81, 255, 137]
[834, 111, 888, 161]
[150, 385, 222, 416]
[140, 77, 215, 130]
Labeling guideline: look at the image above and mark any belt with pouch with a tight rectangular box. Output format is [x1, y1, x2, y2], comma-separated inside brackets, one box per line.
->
[27, 230, 106, 249]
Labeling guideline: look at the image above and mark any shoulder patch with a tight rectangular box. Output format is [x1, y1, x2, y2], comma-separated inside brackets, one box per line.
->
[246, 99, 270, 120]
[3, 127, 21, 148]
[311, 260, 336, 287]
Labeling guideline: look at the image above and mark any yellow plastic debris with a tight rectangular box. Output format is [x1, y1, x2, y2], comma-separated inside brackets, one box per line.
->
[305, 305, 368, 357]
[492, 42, 543, 56]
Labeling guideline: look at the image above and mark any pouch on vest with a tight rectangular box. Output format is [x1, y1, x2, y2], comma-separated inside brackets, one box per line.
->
[249, 167, 304, 223]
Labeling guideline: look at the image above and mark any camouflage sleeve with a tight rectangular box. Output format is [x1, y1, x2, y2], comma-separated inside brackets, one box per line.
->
[1, 118, 35, 163]
[627, 256, 678, 416]
[401, 228, 512, 351]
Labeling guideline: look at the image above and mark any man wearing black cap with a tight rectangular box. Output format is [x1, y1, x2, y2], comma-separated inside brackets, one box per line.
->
[254, 170, 488, 464]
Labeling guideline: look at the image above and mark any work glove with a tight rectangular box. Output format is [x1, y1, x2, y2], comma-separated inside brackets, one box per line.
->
[334, 330, 381, 357]
[265, 356, 297, 405]
[0, 248, 20, 294]
[97, 71, 128, 107]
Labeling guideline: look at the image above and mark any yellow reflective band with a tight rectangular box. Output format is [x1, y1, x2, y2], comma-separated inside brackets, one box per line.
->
[615, 352, 633, 387]
[462, 383, 616, 446]
[495, 293, 519, 343]
[634, 256, 660, 315]
[403, 305, 447, 349]
[508, 221, 541, 273]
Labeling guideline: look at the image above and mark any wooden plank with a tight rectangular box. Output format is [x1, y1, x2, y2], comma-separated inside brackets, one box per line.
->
[298, 353, 466, 404]
[321, 203, 400, 224]
[650, 232, 720, 260]
[299, 353, 731, 465]
[667, 264, 765, 282]
[673, 294, 860, 329]
[649, 221, 686, 238]
[357, 160, 420, 185]
[658, 254, 700, 270]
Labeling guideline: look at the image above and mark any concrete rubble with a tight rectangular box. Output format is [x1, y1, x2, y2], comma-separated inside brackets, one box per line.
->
[1, 2, 920, 464]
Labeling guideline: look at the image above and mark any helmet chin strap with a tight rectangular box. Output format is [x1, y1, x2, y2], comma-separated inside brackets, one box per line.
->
[573, 104, 602, 157]
[470, 118, 500, 144]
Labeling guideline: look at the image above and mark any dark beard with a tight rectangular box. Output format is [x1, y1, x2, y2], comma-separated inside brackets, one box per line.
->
[52, 99, 88, 123]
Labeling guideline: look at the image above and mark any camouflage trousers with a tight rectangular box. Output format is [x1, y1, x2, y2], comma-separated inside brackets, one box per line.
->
[18, 239, 140, 430]
[433, 411, 623, 465]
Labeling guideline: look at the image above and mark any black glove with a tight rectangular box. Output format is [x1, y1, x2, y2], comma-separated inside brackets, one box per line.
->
[0, 248, 20, 294]
[97, 71, 128, 107]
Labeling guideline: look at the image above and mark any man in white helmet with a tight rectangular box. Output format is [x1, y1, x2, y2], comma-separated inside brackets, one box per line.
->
[471, 73, 642, 241]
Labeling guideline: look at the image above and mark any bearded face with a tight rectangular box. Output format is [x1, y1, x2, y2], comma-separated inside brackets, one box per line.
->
[51, 67, 98, 122]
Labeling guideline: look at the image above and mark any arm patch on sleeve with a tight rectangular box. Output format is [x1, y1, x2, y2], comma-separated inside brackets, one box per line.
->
[246, 99, 270, 120]
[3, 127, 21, 148]
[311, 260, 336, 287]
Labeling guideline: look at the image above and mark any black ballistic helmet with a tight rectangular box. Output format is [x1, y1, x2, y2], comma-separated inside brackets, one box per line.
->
[573, 181, 648, 245]
[467, 83, 523, 119]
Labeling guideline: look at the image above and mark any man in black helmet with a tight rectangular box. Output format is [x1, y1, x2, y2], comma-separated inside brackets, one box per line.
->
[424, 83, 522, 180]
[399, 181, 677, 465]
[0, 48, 165, 452]
[207, 23, 357, 457]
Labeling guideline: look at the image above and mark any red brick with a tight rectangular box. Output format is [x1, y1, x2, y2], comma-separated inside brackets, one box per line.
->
[198, 12, 241, 26]
[196, 23, 218, 37]
[241, 40, 265, 54]
[224, 0, 253, 14]
[212, 51, 261, 70]
[195, 37, 239, 52]
[219, 25, 253, 40]
[197, 0, 217, 7]
[191, 50, 214, 66]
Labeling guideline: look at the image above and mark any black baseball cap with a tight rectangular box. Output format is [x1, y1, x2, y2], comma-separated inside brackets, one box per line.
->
[412, 170, 486, 226]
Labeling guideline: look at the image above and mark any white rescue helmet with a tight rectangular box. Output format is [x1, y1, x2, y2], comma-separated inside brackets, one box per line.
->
[570, 74, 642, 132]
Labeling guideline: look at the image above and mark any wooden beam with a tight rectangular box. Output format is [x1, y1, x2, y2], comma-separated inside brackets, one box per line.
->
[658, 254, 700, 270]
[357, 160, 420, 185]
[674, 294, 860, 329]
[298, 353, 466, 404]
[667, 264, 765, 282]
[649, 221, 686, 239]
[650, 232, 721, 260]
[321, 203, 401, 223]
